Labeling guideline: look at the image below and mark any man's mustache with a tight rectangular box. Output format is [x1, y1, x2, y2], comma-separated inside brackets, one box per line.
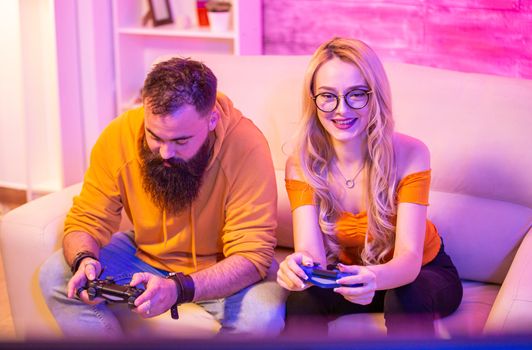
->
[150, 156, 186, 168]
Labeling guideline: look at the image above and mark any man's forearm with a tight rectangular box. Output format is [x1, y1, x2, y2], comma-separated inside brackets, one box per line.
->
[63, 231, 100, 267]
[191, 255, 262, 301]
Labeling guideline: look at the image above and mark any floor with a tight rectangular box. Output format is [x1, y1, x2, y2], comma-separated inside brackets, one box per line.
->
[0, 247, 15, 340]
[0, 194, 25, 340]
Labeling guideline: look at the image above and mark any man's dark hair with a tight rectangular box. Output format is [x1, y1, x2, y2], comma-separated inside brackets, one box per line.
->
[142, 57, 217, 116]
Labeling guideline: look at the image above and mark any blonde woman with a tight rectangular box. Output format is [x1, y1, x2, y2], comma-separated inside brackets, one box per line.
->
[277, 38, 462, 337]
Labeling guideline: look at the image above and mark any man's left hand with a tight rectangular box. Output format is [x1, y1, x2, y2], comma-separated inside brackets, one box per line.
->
[129, 272, 177, 318]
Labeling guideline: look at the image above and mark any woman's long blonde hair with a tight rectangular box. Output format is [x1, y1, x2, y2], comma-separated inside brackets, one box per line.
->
[296, 37, 396, 265]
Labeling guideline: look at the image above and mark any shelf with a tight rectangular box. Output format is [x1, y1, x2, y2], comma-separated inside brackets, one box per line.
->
[112, 0, 262, 116]
[118, 26, 235, 40]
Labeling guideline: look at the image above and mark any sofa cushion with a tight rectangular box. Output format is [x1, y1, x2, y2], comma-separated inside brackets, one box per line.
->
[484, 229, 532, 335]
[435, 281, 499, 337]
[428, 191, 532, 284]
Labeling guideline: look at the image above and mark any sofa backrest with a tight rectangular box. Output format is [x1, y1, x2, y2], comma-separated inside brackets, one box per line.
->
[198, 55, 532, 205]
[194, 54, 532, 284]
[199, 55, 308, 171]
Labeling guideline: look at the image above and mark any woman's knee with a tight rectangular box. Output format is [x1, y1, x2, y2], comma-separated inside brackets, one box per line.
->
[384, 274, 434, 314]
[383, 280, 437, 336]
[286, 287, 333, 316]
[286, 290, 314, 314]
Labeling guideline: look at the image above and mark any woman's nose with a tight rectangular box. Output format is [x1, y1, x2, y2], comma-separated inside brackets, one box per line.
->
[335, 96, 350, 115]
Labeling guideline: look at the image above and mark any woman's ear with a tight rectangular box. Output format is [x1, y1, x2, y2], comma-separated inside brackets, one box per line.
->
[208, 110, 219, 131]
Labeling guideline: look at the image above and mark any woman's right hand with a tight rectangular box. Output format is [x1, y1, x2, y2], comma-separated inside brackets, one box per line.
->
[277, 252, 315, 291]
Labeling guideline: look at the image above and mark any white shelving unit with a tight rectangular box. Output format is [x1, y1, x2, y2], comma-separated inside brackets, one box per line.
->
[112, 0, 262, 113]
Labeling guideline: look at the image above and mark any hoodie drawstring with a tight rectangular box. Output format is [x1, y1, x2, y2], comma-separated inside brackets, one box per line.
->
[190, 206, 198, 271]
[163, 209, 168, 247]
[162, 207, 198, 271]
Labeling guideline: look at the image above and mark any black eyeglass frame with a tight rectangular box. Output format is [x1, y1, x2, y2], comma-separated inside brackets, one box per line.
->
[312, 89, 373, 113]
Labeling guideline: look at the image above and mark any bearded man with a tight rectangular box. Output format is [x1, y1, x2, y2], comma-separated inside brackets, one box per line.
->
[39, 57, 285, 338]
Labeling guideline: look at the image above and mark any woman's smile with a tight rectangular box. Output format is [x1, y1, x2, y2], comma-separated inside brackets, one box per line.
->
[331, 117, 358, 130]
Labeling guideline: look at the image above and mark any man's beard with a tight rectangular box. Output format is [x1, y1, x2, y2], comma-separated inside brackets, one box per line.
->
[139, 136, 212, 214]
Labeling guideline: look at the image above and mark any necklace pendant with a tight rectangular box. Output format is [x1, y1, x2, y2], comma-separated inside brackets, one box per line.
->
[345, 179, 355, 189]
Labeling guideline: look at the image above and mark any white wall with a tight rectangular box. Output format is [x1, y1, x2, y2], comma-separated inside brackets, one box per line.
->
[75, 0, 116, 163]
[0, 0, 62, 196]
[19, 0, 63, 193]
[0, 0, 115, 197]
[53, 0, 115, 187]
[0, 1, 27, 190]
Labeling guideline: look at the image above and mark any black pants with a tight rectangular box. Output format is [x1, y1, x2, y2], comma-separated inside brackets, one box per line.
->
[284, 243, 463, 337]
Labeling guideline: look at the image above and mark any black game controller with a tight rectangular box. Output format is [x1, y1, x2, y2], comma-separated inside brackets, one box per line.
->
[299, 263, 363, 288]
[82, 276, 144, 309]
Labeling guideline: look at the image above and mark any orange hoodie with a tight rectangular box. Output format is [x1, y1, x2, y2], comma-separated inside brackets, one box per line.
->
[64, 93, 277, 278]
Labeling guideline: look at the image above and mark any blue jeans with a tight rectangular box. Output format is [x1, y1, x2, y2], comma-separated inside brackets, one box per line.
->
[39, 232, 287, 338]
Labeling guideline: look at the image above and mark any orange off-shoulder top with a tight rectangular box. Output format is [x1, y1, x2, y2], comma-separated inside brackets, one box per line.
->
[285, 170, 441, 266]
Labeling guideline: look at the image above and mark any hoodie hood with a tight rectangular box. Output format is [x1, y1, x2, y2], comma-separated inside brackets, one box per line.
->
[206, 92, 243, 170]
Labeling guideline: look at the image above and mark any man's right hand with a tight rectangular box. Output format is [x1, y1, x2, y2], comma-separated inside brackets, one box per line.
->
[67, 258, 104, 304]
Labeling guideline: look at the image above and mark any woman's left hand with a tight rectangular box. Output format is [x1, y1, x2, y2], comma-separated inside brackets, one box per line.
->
[333, 264, 377, 305]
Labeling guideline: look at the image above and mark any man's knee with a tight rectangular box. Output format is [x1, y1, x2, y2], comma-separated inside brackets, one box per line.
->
[247, 307, 285, 337]
[224, 278, 287, 337]
[252, 279, 288, 334]
[39, 250, 70, 301]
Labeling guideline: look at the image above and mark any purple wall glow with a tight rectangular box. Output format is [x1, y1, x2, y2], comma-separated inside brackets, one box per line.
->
[263, 0, 532, 79]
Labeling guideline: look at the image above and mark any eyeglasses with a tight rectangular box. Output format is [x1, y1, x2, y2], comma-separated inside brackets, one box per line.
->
[312, 89, 372, 112]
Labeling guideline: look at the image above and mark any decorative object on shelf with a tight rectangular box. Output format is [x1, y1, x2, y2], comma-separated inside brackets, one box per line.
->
[169, 0, 196, 29]
[206, 0, 232, 32]
[206, 0, 231, 12]
[196, 0, 210, 27]
[144, 0, 173, 27]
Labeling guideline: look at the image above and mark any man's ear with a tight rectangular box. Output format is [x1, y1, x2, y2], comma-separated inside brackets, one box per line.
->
[208, 110, 219, 131]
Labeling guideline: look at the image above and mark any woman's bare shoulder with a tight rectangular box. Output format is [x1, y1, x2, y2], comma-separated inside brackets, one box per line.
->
[285, 154, 307, 181]
[393, 133, 430, 178]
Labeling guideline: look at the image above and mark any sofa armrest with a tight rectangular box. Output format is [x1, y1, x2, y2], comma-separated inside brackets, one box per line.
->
[0, 183, 82, 338]
[484, 226, 532, 335]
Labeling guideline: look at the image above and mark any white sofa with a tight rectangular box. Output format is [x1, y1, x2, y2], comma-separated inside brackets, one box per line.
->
[1, 55, 531, 340]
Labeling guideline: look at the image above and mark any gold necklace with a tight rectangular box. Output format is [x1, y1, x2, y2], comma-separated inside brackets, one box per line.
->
[336, 162, 364, 189]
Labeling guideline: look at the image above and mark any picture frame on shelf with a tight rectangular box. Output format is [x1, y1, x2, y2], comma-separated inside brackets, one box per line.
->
[147, 0, 173, 27]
